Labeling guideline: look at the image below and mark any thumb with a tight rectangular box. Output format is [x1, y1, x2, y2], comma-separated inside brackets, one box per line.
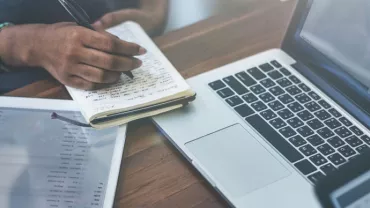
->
[93, 11, 125, 30]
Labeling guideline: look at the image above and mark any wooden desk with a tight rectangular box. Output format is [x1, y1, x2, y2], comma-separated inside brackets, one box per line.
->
[5, 0, 296, 207]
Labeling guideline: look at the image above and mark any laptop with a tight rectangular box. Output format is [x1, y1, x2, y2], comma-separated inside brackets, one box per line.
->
[153, 0, 370, 207]
[315, 150, 370, 208]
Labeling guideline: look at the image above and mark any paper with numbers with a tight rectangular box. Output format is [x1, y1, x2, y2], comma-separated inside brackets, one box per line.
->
[0, 107, 126, 208]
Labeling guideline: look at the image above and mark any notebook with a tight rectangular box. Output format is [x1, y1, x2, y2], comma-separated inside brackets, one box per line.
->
[66, 21, 196, 129]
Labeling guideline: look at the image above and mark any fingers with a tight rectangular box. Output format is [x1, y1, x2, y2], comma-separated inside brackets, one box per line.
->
[82, 30, 146, 56]
[66, 76, 108, 91]
[78, 48, 143, 72]
[92, 11, 127, 30]
[73, 64, 121, 84]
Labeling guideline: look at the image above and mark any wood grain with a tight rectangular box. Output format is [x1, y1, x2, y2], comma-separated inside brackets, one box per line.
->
[4, 0, 296, 207]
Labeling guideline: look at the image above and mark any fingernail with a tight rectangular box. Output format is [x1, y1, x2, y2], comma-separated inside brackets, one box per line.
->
[138, 47, 147, 55]
[135, 59, 143, 68]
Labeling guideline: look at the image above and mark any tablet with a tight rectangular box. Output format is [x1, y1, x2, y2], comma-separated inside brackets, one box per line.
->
[0, 97, 127, 208]
[315, 150, 370, 208]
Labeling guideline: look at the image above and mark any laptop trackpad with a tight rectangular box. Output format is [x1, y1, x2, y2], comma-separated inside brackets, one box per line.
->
[185, 124, 291, 197]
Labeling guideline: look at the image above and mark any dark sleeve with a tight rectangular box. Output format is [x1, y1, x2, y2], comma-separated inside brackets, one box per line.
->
[0, 0, 25, 23]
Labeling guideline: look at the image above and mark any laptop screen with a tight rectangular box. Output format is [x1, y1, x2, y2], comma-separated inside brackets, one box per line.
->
[300, 0, 370, 90]
[330, 170, 370, 208]
[283, 0, 370, 126]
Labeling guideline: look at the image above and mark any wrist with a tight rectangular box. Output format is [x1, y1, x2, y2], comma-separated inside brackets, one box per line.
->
[0, 24, 48, 68]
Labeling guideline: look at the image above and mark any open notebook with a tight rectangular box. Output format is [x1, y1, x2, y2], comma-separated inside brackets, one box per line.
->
[67, 21, 196, 129]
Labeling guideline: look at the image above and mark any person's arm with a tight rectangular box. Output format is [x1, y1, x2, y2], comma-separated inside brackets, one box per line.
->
[0, 23, 145, 90]
[93, 0, 169, 36]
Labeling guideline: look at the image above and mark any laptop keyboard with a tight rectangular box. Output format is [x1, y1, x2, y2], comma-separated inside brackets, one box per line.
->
[208, 60, 370, 185]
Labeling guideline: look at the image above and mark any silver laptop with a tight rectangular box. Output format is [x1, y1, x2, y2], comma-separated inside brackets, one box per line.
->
[153, 0, 370, 207]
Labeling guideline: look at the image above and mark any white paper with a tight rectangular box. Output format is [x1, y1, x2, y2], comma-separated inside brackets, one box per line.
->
[67, 22, 190, 119]
[0, 107, 126, 208]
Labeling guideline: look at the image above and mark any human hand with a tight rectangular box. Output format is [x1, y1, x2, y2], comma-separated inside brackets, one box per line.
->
[0, 23, 146, 90]
[93, 9, 166, 36]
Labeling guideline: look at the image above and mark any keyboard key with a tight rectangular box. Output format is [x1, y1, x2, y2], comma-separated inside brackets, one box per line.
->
[308, 91, 320, 100]
[324, 118, 342, 129]
[251, 101, 268, 112]
[295, 94, 312, 104]
[356, 145, 369, 154]
[317, 144, 335, 156]
[299, 144, 317, 156]
[289, 136, 307, 147]
[268, 70, 283, 80]
[269, 118, 287, 129]
[280, 67, 291, 76]
[298, 83, 311, 92]
[339, 117, 352, 127]
[297, 110, 314, 121]
[209, 80, 226, 90]
[270, 60, 282, 68]
[259, 92, 275, 103]
[260, 109, 277, 120]
[287, 117, 304, 128]
[308, 172, 325, 184]
[268, 100, 284, 111]
[320, 164, 337, 175]
[217, 88, 234, 98]
[234, 104, 255, 117]
[350, 126, 364, 136]
[317, 127, 335, 139]
[242, 93, 258, 103]
[223, 76, 249, 95]
[335, 127, 352, 138]
[246, 115, 304, 163]
[314, 110, 332, 121]
[269, 86, 285, 96]
[327, 136, 345, 148]
[278, 94, 294, 104]
[328, 153, 346, 166]
[250, 84, 266, 95]
[307, 119, 324, 130]
[297, 126, 314, 137]
[361, 135, 370, 145]
[277, 78, 293, 88]
[287, 102, 304, 113]
[248, 67, 266, 80]
[277, 109, 294, 119]
[307, 135, 325, 146]
[286, 86, 302, 96]
[310, 154, 328, 166]
[318, 100, 331, 109]
[279, 127, 297, 138]
[235, 71, 257, 87]
[226, 96, 243, 107]
[294, 159, 316, 175]
[328, 108, 341, 118]
[304, 101, 321, 112]
[345, 136, 363, 147]
[260, 63, 275, 72]
[289, 75, 301, 84]
[260, 78, 276, 88]
[338, 145, 356, 157]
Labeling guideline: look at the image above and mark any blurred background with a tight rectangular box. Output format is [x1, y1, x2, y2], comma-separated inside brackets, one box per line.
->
[164, 0, 251, 33]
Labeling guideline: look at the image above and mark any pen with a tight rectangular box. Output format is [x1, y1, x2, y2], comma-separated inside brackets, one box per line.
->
[57, 0, 134, 79]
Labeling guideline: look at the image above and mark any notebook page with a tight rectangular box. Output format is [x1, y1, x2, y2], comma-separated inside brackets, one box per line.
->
[0, 108, 126, 208]
[67, 22, 190, 119]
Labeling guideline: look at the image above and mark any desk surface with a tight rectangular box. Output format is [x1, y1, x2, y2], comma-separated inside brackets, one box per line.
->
[6, 0, 296, 207]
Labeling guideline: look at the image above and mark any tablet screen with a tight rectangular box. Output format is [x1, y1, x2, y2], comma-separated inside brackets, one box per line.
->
[330, 170, 370, 208]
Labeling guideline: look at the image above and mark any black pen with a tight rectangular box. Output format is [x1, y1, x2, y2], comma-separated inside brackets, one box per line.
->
[57, 0, 134, 79]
